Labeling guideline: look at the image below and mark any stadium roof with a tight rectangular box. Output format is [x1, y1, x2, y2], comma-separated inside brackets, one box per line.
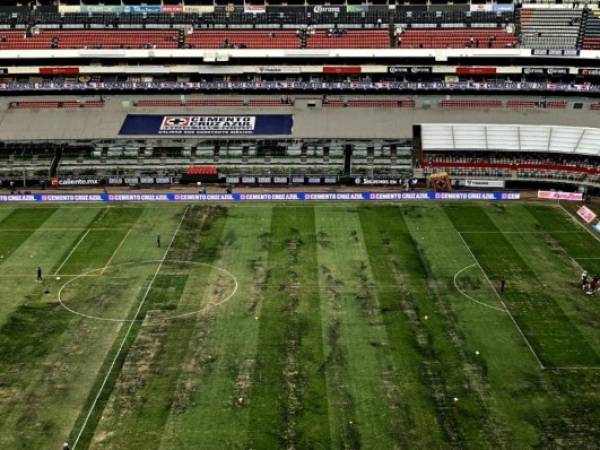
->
[2, 96, 600, 142]
[421, 123, 600, 157]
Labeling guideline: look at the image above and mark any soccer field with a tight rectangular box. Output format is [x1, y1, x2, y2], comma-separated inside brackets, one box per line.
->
[0, 201, 599, 449]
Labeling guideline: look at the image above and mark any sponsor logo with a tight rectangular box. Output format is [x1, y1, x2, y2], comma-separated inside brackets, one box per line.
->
[313, 5, 340, 13]
[523, 68, 568, 76]
[579, 68, 600, 76]
[356, 177, 401, 185]
[160, 116, 256, 135]
[532, 49, 579, 56]
[388, 66, 432, 74]
[0, 191, 521, 203]
[577, 206, 597, 224]
[244, 4, 265, 13]
[51, 178, 99, 186]
[538, 190, 583, 201]
[462, 180, 505, 188]
[120, 114, 293, 137]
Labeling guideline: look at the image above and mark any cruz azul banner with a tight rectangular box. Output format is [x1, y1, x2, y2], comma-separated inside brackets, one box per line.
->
[0, 192, 521, 203]
[119, 114, 293, 136]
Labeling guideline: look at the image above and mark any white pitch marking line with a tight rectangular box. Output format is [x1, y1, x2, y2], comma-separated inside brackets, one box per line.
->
[100, 228, 132, 275]
[71, 205, 189, 450]
[551, 366, 600, 371]
[456, 231, 545, 370]
[53, 228, 91, 276]
[57, 260, 238, 323]
[557, 202, 600, 244]
[453, 264, 507, 313]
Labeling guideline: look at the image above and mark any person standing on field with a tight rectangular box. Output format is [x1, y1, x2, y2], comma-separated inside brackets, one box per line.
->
[37, 266, 42, 282]
[581, 271, 588, 290]
[156, 233, 161, 248]
[500, 277, 506, 293]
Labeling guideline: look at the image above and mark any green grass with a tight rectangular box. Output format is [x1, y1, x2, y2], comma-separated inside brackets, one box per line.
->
[0, 202, 599, 449]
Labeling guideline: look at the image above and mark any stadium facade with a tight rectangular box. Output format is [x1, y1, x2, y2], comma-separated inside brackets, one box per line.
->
[0, 0, 598, 192]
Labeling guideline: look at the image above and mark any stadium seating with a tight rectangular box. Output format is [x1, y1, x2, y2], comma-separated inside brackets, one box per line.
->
[421, 152, 600, 184]
[186, 166, 217, 175]
[10, 100, 105, 109]
[0, 8, 592, 52]
[0, 31, 54, 50]
[440, 99, 503, 108]
[398, 28, 517, 49]
[306, 30, 390, 49]
[55, 30, 179, 49]
[506, 100, 539, 109]
[323, 99, 415, 108]
[133, 98, 288, 107]
[519, 8, 582, 49]
[134, 100, 182, 108]
[0, 30, 178, 50]
[582, 9, 600, 49]
[185, 30, 300, 49]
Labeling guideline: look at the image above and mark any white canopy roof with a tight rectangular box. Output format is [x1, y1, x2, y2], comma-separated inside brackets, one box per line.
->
[421, 123, 600, 157]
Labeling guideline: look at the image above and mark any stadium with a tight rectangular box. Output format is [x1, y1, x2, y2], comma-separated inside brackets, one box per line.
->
[0, 0, 600, 449]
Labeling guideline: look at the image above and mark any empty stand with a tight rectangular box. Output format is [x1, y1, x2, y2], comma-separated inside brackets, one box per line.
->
[323, 98, 415, 108]
[0, 30, 53, 49]
[10, 100, 105, 109]
[440, 99, 503, 108]
[398, 28, 517, 49]
[506, 100, 539, 109]
[546, 100, 567, 109]
[0, 29, 178, 50]
[306, 30, 390, 49]
[519, 8, 582, 49]
[134, 99, 182, 107]
[186, 99, 244, 107]
[134, 99, 265, 107]
[247, 99, 289, 107]
[582, 9, 600, 49]
[186, 30, 300, 49]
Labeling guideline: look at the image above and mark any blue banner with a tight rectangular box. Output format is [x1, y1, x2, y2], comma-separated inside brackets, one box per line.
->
[122, 5, 162, 13]
[0, 192, 520, 203]
[119, 114, 294, 136]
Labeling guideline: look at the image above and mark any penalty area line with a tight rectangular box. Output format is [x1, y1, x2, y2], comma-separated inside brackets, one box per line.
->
[100, 228, 133, 275]
[71, 205, 189, 450]
[53, 229, 91, 276]
[456, 231, 545, 370]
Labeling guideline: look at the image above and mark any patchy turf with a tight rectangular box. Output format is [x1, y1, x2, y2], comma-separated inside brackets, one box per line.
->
[0, 202, 599, 449]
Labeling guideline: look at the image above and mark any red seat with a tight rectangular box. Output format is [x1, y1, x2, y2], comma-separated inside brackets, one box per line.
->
[398, 29, 517, 49]
[306, 30, 390, 49]
[186, 30, 300, 49]
[440, 100, 503, 109]
[0, 30, 178, 50]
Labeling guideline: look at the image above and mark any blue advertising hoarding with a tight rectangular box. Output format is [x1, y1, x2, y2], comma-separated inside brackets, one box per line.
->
[119, 114, 294, 136]
[0, 192, 521, 203]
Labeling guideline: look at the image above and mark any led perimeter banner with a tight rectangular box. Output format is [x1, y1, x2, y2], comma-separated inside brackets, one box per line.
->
[0, 192, 520, 203]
